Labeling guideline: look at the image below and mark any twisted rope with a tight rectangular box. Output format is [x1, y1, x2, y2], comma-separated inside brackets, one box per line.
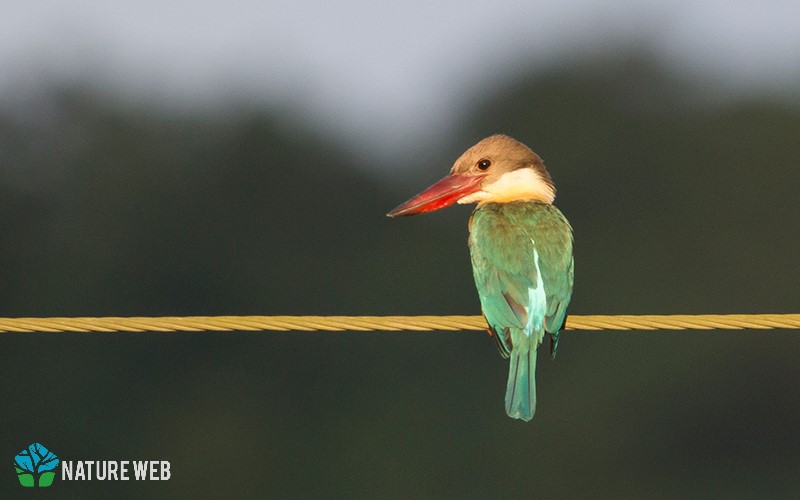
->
[0, 314, 798, 333]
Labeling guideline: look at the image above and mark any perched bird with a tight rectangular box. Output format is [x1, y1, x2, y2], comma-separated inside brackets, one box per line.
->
[388, 134, 574, 421]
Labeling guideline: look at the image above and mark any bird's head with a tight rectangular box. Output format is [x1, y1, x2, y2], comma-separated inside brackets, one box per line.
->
[387, 134, 555, 217]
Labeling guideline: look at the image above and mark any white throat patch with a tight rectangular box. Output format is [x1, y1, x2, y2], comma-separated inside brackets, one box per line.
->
[457, 168, 555, 205]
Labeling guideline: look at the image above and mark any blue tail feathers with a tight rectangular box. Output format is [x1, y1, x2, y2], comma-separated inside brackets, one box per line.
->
[505, 347, 537, 421]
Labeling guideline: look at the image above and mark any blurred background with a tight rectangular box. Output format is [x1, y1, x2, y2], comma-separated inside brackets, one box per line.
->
[1, 1, 799, 498]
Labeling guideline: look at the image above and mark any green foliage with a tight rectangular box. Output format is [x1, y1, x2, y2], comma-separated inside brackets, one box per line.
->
[38, 472, 56, 487]
[15, 468, 34, 488]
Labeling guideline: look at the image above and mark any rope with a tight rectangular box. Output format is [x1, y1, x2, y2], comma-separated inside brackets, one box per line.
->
[0, 314, 798, 333]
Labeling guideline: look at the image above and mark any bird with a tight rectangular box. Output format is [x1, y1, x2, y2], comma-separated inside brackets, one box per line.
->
[387, 134, 574, 421]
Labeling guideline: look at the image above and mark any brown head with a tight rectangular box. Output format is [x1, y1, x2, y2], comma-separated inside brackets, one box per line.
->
[387, 134, 555, 217]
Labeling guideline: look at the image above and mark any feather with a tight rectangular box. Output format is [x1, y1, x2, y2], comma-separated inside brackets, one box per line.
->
[469, 201, 573, 420]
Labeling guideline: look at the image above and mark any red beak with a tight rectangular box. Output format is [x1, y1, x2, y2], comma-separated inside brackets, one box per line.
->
[387, 173, 486, 217]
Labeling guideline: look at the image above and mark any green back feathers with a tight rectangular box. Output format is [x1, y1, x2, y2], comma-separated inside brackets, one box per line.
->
[469, 202, 574, 356]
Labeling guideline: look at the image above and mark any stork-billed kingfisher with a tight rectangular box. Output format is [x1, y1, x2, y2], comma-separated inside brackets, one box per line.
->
[388, 134, 574, 422]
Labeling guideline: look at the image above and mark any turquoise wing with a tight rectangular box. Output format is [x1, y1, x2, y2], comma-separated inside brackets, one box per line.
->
[471, 246, 539, 358]
[536, 207, 574, 358]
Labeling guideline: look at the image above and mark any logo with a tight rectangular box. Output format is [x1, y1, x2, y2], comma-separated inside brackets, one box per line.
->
[14, 442, 60, 488]
[11, 441, 171, 487]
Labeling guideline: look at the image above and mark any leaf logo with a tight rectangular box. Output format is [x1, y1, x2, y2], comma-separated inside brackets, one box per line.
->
[14, 442, 60, 488]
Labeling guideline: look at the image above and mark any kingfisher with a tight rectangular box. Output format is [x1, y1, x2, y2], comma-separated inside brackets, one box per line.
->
[387, 134, 574, 421]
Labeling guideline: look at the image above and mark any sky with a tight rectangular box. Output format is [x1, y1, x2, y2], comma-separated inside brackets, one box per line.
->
[2, 0, 800, 154]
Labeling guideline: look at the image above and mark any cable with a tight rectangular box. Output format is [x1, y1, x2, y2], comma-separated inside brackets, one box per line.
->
[0, 314, 798, 333]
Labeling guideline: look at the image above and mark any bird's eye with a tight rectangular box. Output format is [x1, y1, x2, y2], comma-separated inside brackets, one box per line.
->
[477, 159, 491, 170]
